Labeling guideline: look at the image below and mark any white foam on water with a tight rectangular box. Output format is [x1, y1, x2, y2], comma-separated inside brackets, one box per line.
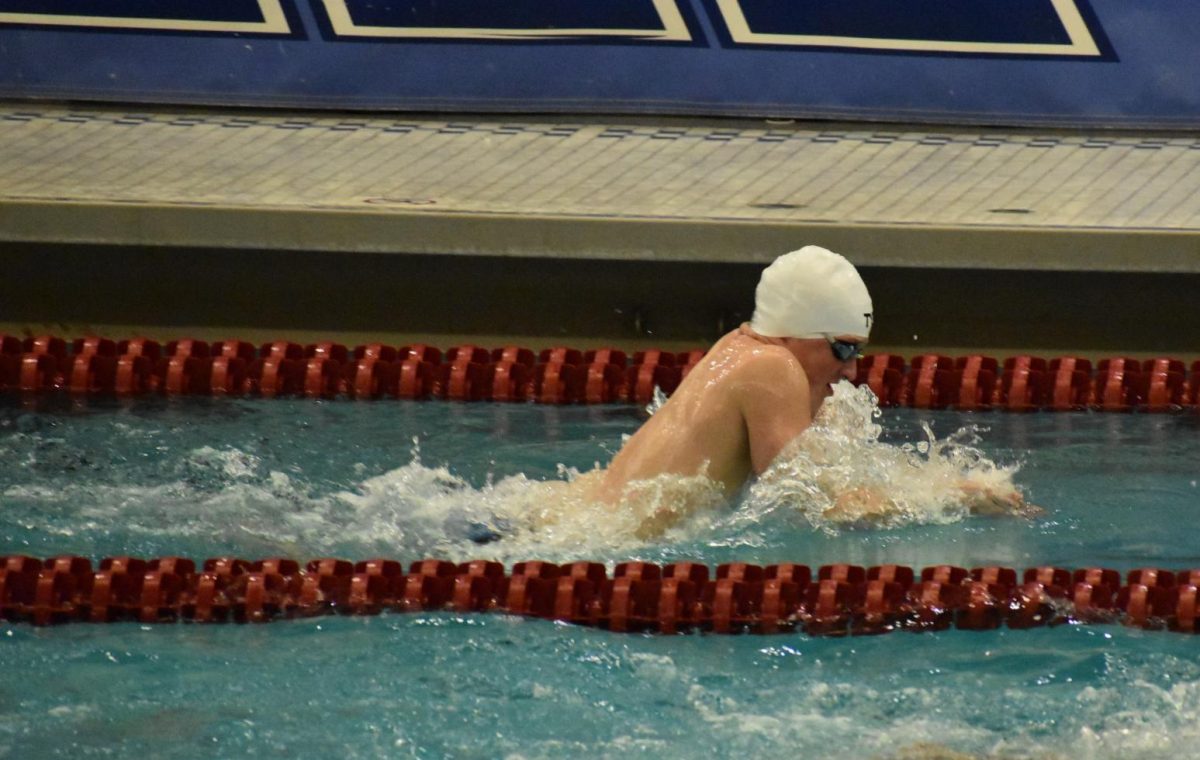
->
[644, 385, 670, 416]
[6, 395, 1198, 760]
[743, 381, 1028, 533]
[482, 381, 1032, 553]
[2, 381, 1032, 560]
[1064, 676, 1200, 760]
[612, 640, 1200, 760]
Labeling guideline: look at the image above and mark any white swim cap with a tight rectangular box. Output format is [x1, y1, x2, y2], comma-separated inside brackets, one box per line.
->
[750, 246, 873, 339]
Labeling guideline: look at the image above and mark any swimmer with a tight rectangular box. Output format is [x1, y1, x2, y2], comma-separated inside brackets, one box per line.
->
[582, 245, 1038, 535]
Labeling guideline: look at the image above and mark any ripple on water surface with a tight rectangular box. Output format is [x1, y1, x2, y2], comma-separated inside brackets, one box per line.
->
[2, 384, 1040, 563]
[2, 391, 1199, 758]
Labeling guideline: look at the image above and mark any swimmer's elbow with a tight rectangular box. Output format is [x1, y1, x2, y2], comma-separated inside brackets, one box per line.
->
[742, 385, 813, 475]
[751, 429, 807, 475]
[753, 448, 783, 476]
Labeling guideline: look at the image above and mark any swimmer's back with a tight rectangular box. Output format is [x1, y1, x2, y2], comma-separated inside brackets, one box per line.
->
[592, 328, 809, 500]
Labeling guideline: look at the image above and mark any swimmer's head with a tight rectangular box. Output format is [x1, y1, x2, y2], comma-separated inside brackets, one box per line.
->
[750, 246, 873, 341]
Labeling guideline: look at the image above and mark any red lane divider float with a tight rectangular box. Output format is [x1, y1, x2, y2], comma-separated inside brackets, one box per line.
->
[1, 334, 1197, 412]
[3, 555, 1199, 634]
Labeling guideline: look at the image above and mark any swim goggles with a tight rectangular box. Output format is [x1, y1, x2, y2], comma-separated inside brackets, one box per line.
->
[827, 336, 864, 362]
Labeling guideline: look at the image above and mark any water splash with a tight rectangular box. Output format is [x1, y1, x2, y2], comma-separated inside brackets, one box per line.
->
[317, 381, 1031, 553]
[744, 381, 1027, 533]
[644, 385, 669, 416]
[1, 383, 1030, 562]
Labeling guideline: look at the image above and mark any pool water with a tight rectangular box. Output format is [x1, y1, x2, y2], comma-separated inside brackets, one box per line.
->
[2, 395, 1199, 758]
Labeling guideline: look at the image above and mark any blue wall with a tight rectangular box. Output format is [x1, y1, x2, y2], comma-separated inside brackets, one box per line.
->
[1, 1, 1195, 127]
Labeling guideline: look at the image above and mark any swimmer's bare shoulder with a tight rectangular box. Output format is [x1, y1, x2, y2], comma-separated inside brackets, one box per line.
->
[725, 338, 814, 475]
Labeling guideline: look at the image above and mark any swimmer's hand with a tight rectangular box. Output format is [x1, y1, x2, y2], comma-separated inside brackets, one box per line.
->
[823, 482, 1044, 524]
[958, 481, 1044, 518]
[824, 486, 895, 525]
[633, 503, 684, 540]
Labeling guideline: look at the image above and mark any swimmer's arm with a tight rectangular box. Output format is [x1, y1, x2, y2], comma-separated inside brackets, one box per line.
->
[633, 502, 686, 540]
[826, 480, 1042, 522]
[957, 480, 1044, 517]
[738, 353, 814, 475]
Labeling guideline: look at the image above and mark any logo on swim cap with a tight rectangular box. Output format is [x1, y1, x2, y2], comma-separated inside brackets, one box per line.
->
[750, 246, 874, 340]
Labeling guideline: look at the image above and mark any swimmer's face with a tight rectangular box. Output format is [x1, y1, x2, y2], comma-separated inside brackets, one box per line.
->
[780, 334, 866, 410]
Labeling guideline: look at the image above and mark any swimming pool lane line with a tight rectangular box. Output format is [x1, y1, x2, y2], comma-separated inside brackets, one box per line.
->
[2, 334, 1198, 412]
[3, 555, 1198, 635]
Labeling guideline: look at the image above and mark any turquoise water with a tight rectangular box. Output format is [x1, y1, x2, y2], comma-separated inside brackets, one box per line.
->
[2, 396, 1200, 758]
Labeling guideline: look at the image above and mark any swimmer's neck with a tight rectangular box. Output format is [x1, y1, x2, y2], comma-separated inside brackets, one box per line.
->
[736, 323, 804, 353]
[737, 323, 773, 343]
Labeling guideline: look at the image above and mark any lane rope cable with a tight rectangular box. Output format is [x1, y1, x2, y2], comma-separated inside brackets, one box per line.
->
[2, 334, 1198, 411]
[3, 555, 1198, 634]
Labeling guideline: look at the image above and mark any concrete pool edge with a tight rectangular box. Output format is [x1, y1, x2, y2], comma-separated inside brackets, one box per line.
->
[4, 199, 1200, 274]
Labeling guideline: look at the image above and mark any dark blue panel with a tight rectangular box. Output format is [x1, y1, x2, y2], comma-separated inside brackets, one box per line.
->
[5, 0, 1199, 128]
[342, 0, 664, 31]
[735, 0, 1071, 45]
[1, 0, 267, 23]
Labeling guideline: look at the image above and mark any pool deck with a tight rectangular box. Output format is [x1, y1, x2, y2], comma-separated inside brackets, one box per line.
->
[2, 102, 1200, 273]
